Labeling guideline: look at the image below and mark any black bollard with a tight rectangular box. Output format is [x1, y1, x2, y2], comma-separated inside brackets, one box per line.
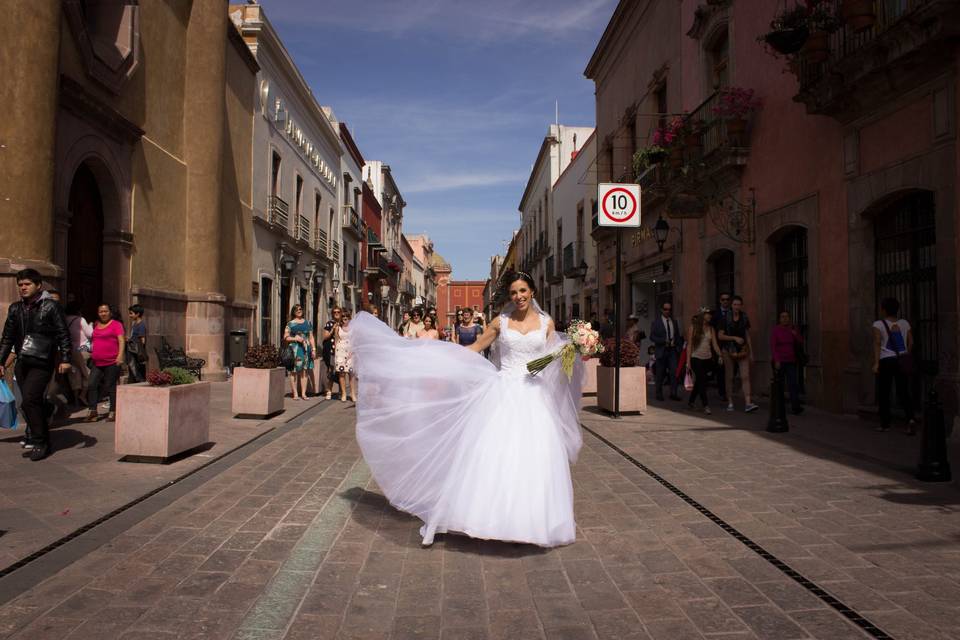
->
[767, 366, 789, 433]
[916, 390, 951, 482]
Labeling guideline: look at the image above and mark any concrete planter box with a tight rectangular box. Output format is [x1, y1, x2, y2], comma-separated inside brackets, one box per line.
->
[310, 358, 327, 395]
[232, 367, 286, 417]
[597, 365, 647, 413]
[582, 358, 599, 395]
[116, 381, 211, 460]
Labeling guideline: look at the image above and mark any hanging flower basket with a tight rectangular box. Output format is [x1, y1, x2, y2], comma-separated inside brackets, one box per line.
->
[841, 0, 876, 33]
[763, 26, 809, 55]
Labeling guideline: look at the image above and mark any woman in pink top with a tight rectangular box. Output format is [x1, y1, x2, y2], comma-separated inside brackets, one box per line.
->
[770, 310, 804, 415]
[85, 304, 125, 422]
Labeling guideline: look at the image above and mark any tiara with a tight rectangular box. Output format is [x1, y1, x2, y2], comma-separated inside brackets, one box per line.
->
[513, 271, 533, 281]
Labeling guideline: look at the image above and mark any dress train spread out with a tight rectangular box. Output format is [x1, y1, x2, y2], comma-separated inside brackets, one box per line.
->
[350, 311, 584, 547]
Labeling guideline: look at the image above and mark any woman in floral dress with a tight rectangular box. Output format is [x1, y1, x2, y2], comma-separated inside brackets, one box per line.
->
[283, 305, 315, 400]
[334, 310, 357, 402]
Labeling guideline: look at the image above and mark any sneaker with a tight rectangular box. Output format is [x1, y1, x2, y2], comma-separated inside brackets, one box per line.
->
[325, 392, 332, 400]
[726, 404, 734, 412]
[744, 403, 759, 413]
[704, 407, 712, 415]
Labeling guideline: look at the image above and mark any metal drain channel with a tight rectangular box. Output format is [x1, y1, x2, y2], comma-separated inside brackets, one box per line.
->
[0, 401, 330, 584]
[582, 425, 895, 640]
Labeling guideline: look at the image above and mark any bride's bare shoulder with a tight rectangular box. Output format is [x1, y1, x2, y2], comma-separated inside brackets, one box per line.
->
[489, 316, 502, 331]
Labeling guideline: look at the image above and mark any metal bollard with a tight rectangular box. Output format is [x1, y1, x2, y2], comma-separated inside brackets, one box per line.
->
[767, 366, 789, 433]
[916, 390, 951, 482]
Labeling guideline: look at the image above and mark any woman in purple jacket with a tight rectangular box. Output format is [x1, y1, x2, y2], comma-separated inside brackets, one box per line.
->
[770, 310, 804, 415]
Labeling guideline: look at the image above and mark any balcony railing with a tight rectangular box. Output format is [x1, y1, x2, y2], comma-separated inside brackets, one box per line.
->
[342, 205, 363, 238]
[268, 195, 289, 228]
[364, 246, 390, 275]
[794, 0, 949, 117]
[563, 241, 586, 278]
[315, 228, 328, 254]
[331, 240, 340, 262]
[546, 255, 562, 284]
[344, 264, 357, 285]
[297, 215, 310, 243]
[391, 249, 404, 270]
[403, 281, 417, 297]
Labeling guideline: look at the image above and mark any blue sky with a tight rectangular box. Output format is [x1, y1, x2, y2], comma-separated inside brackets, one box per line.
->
[266, 0, 615, 280]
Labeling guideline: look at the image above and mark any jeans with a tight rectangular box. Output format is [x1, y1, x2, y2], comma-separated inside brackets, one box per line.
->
[15, 361, 55, 447]
[878, 357, 913, 428]
[688, 357, 713, 408]
[655, 347, 680, 398]
[780, 362, 802, 413]
[126, 352, 144, 384]
[88, 363, 120, 412]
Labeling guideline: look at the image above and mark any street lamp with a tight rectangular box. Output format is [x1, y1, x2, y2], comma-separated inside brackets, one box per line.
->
[653, 216, 670, 253]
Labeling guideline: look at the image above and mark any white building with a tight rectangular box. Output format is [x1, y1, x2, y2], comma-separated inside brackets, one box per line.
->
[551, 130, 598, 323]
[326, 112, 365, 314]
[231, 3, 343, 345]
[517, 124, 594, 320]
[363, 161, 406, 326]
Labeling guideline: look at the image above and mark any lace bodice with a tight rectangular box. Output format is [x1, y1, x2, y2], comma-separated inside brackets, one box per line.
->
[496, 313, 549, 375]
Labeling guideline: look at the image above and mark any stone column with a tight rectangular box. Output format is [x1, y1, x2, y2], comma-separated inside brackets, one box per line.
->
[0, 1, 61, 271]
[182, 2, 228, 381]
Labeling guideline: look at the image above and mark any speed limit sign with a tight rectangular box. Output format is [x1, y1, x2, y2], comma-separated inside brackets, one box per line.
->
[598, 183, 641, 228]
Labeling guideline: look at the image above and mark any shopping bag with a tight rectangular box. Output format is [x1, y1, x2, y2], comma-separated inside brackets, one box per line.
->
[0, 380, 18, 429]
[683, 369, 694, 392]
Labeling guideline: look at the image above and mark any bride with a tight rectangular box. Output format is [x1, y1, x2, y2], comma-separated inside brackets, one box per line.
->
[349, 272, 585, 547]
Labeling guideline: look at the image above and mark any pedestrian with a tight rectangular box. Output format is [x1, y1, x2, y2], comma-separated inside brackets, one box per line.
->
[685, 307, 722, 414]
[454, 308, 482, 347]
[404, 308, 425, 339]
[770, 310, 804, 415]
[63, 301, 92, 405]
[85, 304, 125, 423]
[417, 314, 440, 340]
[321, 306, 343, 400]
[284, 304, 315, 401]
[600, 309, 615, 340]
[334, 310, 357, 402]
[626, 314, 646, 346]
[711, 292, 733, 402]
[126, 304, 147, 383]
[455, 308, 464, 328]
[0, 269, 73, 460]
[872, 297, 915, 434]
[718, 295, 757, 412]
[650, 301, 683, 401]
[397, 311, 411, 336]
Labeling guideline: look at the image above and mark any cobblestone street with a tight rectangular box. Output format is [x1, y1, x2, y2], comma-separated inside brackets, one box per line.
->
[0, 398, 958, 640]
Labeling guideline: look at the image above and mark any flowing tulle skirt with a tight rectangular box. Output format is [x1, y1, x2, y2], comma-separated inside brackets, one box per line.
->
[350, 312, 584, 547]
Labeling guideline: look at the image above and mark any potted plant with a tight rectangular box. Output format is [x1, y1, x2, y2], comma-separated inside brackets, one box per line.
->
[115, 367, 210, 460]
[802, 2, 841, 63]
[841, 0, 875, 32]
[596, 337, 646, 413]
[758, 4, 810, 56]
[711, 87, 762, 145]
[232, 344, 286, 418]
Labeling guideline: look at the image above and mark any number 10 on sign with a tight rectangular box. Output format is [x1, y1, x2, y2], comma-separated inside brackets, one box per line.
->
[598, 183, 641, 228]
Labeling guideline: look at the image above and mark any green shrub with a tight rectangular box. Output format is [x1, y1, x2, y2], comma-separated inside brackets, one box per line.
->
[163, 367, 197, 385]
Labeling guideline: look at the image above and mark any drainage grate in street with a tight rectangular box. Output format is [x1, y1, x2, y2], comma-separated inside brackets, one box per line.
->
[582, 425, 895, 640]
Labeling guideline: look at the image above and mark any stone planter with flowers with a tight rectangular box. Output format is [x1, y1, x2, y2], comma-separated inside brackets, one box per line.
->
[597, 338, 647, 414]
[116, 367, 210, 461]
[232, 344, 286, 418]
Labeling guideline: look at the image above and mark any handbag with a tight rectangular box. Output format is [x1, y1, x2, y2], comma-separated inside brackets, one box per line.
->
[684, 369, 694, 392]
[280, 342, 297, 369]
[881, 320, 914, 376]
[0, 380, 17, 429]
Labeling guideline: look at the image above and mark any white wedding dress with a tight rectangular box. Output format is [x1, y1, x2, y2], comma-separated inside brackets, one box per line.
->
[350, 309, 584, 547]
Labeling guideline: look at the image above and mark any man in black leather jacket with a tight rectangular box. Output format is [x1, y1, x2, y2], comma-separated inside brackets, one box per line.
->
[0, 269, 72, 460]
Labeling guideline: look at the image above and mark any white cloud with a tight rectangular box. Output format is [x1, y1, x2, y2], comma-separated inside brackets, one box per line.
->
[403, 172, 524, 193]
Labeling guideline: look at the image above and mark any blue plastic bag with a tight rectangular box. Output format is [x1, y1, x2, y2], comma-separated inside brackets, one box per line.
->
[0, 380, 18, 429]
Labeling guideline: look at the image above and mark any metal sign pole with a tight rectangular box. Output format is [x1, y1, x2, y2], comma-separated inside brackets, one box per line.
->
[614, 228, 622, 419]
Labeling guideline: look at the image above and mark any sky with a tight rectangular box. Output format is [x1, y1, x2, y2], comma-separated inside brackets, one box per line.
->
[265, 0, 616, 280]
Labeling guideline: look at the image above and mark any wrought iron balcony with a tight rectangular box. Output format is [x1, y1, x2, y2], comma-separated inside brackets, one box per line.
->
[563, 241, 587, 278]
[344, 263, 357, 286]
[545, 255, 562, 284]
[793, 0, 957, 119]
[315, 228, 328, 255]
[268, 195, 289, 228]
[331, 240, 340, 262]
[342, 205, 363, 239]
[388, 249, 404, 273]
[297, 215, 310, 244]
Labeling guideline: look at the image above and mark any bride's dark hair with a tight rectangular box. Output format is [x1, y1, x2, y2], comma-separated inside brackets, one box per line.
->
[502, 271, 536, 296]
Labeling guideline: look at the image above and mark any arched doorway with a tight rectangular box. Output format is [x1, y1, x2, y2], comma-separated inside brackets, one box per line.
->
[875, 192, 938, 383]
[67, 163, 104, 319]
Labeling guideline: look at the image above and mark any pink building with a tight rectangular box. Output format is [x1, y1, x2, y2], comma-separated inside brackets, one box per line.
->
[587, 0, 960, 417]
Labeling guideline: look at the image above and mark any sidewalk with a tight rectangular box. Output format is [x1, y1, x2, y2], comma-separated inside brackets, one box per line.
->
[0, 382, 328, 570]
[0, 398, 956, 638]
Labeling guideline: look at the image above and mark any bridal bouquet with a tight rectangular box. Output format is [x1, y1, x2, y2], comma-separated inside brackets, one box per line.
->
[526, 320, 605, 380]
